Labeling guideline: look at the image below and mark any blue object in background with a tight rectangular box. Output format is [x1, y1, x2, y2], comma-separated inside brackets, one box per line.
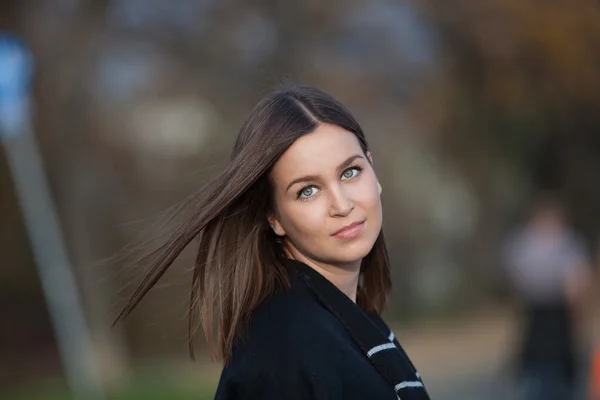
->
[0, 33, 33, 136]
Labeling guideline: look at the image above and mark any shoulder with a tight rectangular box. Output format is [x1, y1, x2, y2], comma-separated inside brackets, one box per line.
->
[564, 231, 589, 256]
[235, 270, 343, 362]
[214, 272, 353, 399]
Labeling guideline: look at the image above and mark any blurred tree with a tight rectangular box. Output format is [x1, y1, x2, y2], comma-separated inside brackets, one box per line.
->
[416, 0, 600, 259]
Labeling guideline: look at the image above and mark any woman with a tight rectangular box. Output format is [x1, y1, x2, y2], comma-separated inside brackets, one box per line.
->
[115, 85, 429, 399]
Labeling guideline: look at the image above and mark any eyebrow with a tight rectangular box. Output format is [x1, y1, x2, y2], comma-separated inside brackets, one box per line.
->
[285, 154, 365, 192]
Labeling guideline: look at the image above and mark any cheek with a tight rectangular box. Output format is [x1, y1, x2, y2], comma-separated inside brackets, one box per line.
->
[356, 176, 382, 211]
[281, 200, 328, 237]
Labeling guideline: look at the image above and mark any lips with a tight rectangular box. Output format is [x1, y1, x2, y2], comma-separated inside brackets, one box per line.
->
[331, 219, 366, 237]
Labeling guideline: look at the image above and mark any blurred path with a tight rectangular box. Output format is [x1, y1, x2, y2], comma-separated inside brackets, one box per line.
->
[395, 302, 600, 400]
[393, 306, 519, 400]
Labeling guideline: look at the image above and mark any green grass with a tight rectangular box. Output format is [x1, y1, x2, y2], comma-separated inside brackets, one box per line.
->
[3, 372, 218, 400]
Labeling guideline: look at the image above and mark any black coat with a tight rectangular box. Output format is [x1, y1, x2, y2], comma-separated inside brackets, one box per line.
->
[214, 259, 430, 400]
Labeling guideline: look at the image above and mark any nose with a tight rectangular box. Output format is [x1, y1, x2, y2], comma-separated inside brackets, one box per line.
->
[328, 185, 354, 217]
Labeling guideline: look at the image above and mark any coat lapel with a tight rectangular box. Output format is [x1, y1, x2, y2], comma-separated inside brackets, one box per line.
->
[289, 260, 430, 400]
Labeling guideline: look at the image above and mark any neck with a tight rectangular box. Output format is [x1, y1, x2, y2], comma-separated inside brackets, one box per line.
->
[285, 247, 361, 302]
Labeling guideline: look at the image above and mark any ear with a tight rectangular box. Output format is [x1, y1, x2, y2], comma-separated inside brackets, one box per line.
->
[267, 214, 286, 237]
[367, 151, 382, 195]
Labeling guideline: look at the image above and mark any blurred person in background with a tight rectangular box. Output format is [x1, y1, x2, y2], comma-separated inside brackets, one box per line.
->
[113, 85, 430, 400]
[504, 195, 593, 400]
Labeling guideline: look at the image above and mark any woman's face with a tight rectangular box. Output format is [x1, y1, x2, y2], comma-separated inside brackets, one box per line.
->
[269, 123, 382, 268]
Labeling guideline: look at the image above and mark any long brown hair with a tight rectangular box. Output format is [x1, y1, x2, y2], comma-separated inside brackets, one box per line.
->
[114, 85, 392, 362]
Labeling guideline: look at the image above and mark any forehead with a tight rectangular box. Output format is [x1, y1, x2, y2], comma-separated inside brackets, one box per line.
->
[272, 123, 363, 178]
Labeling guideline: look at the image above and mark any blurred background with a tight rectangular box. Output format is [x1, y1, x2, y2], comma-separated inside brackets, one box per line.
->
[1, 1, 600, 399]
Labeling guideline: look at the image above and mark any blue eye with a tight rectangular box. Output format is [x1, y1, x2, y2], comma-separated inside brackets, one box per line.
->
[298, 185, 318, 199]
[341, 166, 362, 180]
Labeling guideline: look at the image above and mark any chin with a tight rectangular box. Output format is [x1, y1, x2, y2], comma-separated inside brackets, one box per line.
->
[329, 238, 377, 264]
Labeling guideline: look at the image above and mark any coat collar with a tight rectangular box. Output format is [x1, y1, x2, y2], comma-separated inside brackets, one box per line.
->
[289, 259, 430, 400]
